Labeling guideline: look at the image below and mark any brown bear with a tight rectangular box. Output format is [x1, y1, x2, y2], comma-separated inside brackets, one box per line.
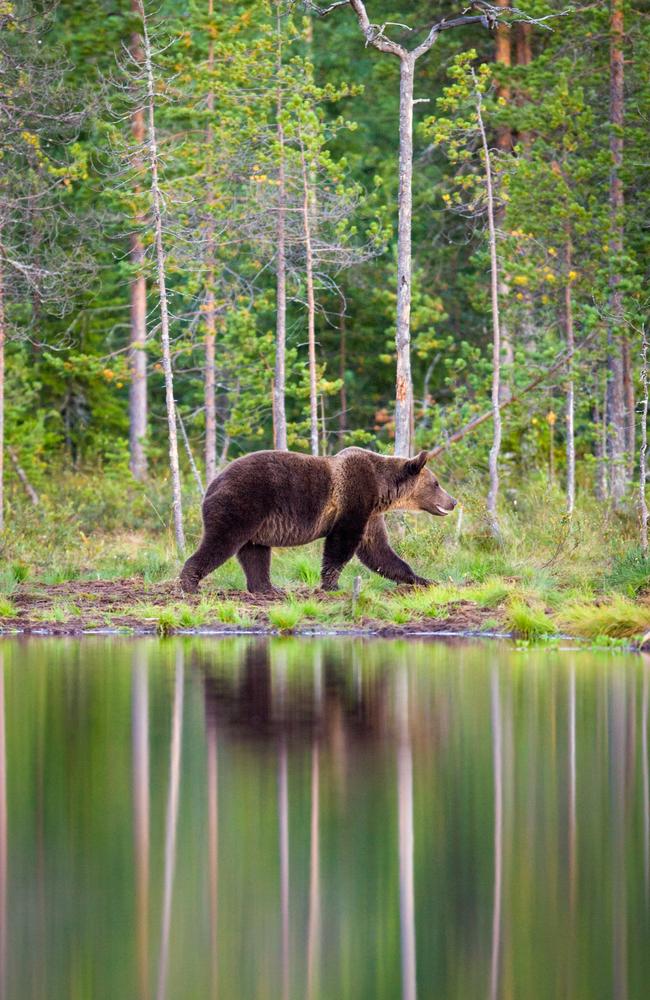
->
[180, 447, 457, 595]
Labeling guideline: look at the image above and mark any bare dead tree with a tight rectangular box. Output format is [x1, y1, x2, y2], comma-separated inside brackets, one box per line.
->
[307, 1, 552, 457]
[274, 1, 289, 451]
[128, 0, 148, 482]
[474, 72, 502, 536]
[138, 0, 185, 552]
[204, 0, 219, 482]
[298, 130, 320, 455]
[640, 325, 649, 555]
[607, 0, 628, 503]
[564, 238, 575, 515]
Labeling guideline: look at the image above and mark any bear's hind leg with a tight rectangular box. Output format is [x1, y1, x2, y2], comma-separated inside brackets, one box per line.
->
[237, 543, 281, 596]
[180, 532, 243, 594]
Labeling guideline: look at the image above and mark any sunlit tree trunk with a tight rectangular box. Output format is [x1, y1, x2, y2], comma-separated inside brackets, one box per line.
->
[204, 0, 217, 484]
[299, 134, 319, 455]
[640, 327, 649, 555]
[607, 0, 628, 503]
[139, 0, 185, 552]
[394, 53, 415, 457]
[273, 1, 288, 451]
[338, 295, 347, 440]
[476, 79, 502, 535]
[565, 241, 576, 515]
[494, 0, 513, 402]
[128, 2, 148, 482]
[0, 258, 4, 535]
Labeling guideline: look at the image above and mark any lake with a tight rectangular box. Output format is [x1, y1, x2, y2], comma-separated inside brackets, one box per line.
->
[0, 636, 647, 999]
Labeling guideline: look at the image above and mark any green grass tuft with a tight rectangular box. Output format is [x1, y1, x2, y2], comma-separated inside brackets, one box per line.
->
[560, 597, 650, 639]
[0, 597, 16, 618]
[505, 600, 556, 640]
[268, 601, 304, 632]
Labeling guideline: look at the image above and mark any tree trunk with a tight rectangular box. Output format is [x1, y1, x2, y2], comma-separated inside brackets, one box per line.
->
[128, 4, 148, 482]
[495, 0, 512, 154]
[394, 53, 415, 457]
[515, 22, 532, 148]
[476, 80, 502, 536]
[338, 295, 347, 440]
[140, 0, 185, 553]
[565, 241, 575, 515]
[299, 135, 319, 456]
[495, 0, 512, 401]
[204, 0, 217, 485]
[0, 258, 4, 535]
[273, 2, 288, 451]
[640, 327, 649, 555]
[607, 0, 627, 503]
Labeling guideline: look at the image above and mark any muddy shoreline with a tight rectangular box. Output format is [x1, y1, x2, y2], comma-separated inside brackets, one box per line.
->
[0, 576, 509, 639]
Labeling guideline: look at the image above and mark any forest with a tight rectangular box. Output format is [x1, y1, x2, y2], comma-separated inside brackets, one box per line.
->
[2, 0, 650, 637]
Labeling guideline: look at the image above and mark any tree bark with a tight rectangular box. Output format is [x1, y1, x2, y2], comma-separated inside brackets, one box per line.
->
[299, 134, 319, 456]
[128, 3, 148, 482]
[394, 53, 415, 457]
[338, 294, 347, 439]
[565, 241, 575, 515]
[273, 1, 288, 451]
[139, 0, 185, 553]
[204, 0, 217, 485]
[0, 257, 4, 534]
[495, 0, 513, 402]
[640, 327, 649, 555]
[607, 0, 628, 502]
[476, 80, 502, 536]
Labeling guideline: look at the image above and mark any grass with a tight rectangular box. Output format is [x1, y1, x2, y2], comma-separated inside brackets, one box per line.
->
[0, 598, 16, 619]
[505, 600, 557, 640]
[2, 467, 650, 644]
[559, 597, 650, 639]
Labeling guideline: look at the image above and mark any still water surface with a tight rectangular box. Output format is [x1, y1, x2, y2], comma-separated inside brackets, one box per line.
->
[0, 636, 648, 999]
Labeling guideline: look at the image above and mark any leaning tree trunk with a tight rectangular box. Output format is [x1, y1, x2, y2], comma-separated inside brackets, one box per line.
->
[476, 80, 502, 536]
[565, 240, 576, 515]
[204, 0, 217, 484]
[299, 135, 319, 456]
[139, 0, 185, 553]
[273, 1, 288, 451]
[394, 53, 415, 457]
[128, 1, 148, 482]
[607, 0, 628, 503]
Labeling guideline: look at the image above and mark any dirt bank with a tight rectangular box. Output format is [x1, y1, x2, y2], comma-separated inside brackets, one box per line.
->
[0, 577, 505, 638]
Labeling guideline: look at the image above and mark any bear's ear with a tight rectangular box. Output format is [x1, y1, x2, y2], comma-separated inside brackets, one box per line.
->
[403, 450, 428, 477]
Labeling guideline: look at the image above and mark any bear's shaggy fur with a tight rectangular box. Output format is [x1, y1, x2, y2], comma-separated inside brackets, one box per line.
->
[180, 447, 457, 595]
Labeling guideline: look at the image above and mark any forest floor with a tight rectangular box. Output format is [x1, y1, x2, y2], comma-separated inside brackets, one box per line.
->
[0, 574, 649, 648]
[0, 576, 500, 638]
[3, 475, 650, 645]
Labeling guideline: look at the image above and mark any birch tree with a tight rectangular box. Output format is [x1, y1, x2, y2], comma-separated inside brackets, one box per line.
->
[137, 0, 185, 552]
[128, 0, 148, 482]
[308, 1, 532, 456]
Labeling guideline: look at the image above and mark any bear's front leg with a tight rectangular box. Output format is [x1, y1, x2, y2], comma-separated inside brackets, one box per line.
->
[357, 514, 430, 586]
[321, 520, 366, 591]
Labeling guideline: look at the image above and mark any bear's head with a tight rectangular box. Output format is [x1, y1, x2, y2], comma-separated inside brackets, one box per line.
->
[397, 450, 457, 516]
